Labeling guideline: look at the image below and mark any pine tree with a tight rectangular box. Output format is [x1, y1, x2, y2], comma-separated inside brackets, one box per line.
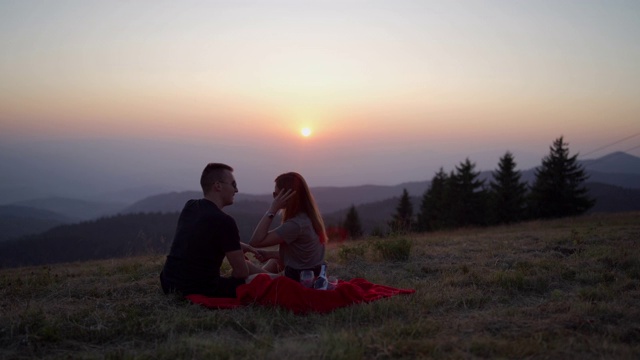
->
[416, 168, 449, 231]
[342, 204, 363, 239]
[489, 151, 528, 224]
[389, 188, 413, 234]
[529, 136, 595, 219]
[449, 158, 487, 227]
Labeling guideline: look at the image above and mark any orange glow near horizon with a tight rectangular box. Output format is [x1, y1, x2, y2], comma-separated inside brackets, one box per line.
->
[0, 1, 638, 166]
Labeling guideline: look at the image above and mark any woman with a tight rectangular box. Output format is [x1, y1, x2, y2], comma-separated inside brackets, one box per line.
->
[248, 172, 328, 282]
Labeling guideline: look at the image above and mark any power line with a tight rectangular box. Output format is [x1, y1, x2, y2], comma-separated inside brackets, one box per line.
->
[580, 132, 640, 158]
[623, 144, 640, 153]
[581, 143, 640, 169]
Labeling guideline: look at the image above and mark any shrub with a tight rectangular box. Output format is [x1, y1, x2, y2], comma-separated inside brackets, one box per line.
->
[337, 244, 367, 262]
[373, 238, 412, 262]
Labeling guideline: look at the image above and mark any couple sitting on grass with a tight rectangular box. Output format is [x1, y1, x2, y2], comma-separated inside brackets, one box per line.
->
[160, 163, 328, 298]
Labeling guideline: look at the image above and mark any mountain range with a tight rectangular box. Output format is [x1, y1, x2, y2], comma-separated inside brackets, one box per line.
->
[1, 151, 639, 268]
[115, 151, 640, 217]
[1, 151, 639, 242]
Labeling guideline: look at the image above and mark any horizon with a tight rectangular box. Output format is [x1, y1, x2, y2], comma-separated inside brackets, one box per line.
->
[2, 149, 637, 206]
[1, 1, 639, 203]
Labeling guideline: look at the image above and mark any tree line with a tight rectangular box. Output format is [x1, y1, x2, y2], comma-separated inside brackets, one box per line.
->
[340, 136, 595, 238]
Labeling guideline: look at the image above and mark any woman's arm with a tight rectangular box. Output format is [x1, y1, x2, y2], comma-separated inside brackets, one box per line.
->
[240, 242, 258, 255]
[248, 213, 285, 247]
[255, 249, 279, 262]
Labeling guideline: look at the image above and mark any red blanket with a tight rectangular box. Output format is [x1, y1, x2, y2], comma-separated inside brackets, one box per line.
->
[185, 274, 415, 314]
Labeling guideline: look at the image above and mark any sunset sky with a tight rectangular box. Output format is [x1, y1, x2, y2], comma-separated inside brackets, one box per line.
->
[1, 1, 639, 202]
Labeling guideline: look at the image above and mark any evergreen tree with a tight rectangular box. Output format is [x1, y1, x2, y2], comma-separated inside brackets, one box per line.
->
[449, 158, 487, 227]
[389, 188, 413, 233]
[529, 136, 594, 218]
[488, 151, 528, 224]
[342, 204, 363, 239]
[416, 168, 449, 231]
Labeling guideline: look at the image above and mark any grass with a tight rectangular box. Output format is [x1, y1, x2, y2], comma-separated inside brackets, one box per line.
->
[1, 211, 639, 359]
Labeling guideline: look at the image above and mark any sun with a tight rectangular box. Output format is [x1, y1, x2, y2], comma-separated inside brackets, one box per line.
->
[301, 127, 312, 137]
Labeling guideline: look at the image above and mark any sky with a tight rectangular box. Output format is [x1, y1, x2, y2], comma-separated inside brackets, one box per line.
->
[1, 0, 639, 203]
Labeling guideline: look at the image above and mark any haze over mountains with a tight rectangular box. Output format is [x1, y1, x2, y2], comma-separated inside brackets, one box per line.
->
[1, 151, 639, 268]
[1, 151, 639, 243]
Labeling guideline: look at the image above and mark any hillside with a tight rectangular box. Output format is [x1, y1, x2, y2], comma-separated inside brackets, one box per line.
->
[580, 151, 640, 174]
[120, 191, 201, 214]
[11, 197, 127, 221]
[119, 183, 429, 215]
[1, 151, 638, 255]
[5, 151, 638, 221]
[323, 197, 408, 234]
[323, 182, 640, 234]
[588, 182, 640, 213]
[1, 212, 638, 359]
[0, 205, 73, 242]
[115, 151, 640, 217]
[3, 181, 639, 268]
[0, 213, 178, 269]
[118, 172, 640, 223]
[0, 207, 284, 269]
[311, 181, 430, 213]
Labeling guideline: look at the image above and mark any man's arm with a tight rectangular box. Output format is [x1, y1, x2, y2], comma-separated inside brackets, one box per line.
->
[225, 249, 250, 279]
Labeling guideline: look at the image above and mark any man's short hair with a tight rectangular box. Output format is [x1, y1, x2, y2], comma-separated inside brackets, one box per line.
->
[200, 163, 233, 195]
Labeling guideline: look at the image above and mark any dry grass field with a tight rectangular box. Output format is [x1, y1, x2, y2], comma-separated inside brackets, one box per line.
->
[1, 212, 639, 359]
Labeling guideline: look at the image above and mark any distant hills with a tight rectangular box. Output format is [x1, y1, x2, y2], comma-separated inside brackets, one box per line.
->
[580, 151, 640, 174]
[116, 152, 640, 217]
[11, 197, 126, 221]
[2, 181, 638, 269]
[585, 182, 640, 213]
[483, 151, 640, 190]
[0, 197, 126, 242]
[4, 151, 640, 220]
[118, 180, 431, 215]
[0, 205, 74, 242]
[0, 151, 638, 251]
[0, 213, 178, 268]
[99, 151, 640, 238]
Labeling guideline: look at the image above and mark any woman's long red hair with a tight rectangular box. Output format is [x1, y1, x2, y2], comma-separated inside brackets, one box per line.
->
[275, 172, 328, 244]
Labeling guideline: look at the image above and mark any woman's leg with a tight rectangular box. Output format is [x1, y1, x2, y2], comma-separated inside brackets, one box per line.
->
[246, 272, 280, 283]
[246, 260, 269, 275]
[262, 258, 283, 273]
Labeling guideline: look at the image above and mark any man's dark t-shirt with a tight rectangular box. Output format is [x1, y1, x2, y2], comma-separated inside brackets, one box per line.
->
[160, 199, 243, 297]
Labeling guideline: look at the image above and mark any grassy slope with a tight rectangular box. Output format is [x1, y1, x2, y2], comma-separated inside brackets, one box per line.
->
[1, 212, 639, 359]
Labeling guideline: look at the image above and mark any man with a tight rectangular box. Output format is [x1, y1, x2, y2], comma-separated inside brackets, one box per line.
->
[160, 163, 262, 298]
